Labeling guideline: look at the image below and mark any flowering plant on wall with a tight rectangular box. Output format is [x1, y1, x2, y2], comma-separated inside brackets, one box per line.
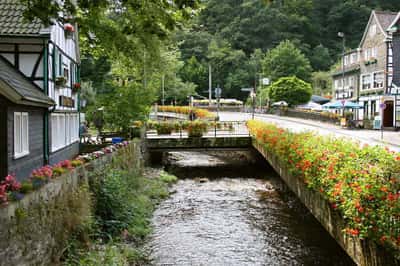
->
[0, 141, 130, 206]
[247, 120, 400, 247]
[0, 175, 22, 206]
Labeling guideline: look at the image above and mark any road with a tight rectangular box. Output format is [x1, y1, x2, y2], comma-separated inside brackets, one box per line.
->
[218, 112, 400, 152]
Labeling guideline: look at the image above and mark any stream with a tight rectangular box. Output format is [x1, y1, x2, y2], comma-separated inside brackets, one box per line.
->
[146, 151, 355, 266]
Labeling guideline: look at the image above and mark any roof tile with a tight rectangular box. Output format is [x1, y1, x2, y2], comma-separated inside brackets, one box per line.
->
[0, 0, 43, 36]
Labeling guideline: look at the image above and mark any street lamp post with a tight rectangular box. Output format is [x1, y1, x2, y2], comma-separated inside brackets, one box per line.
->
[215, 86, 221, 120]
[338, 32, 346, 118]
[250, 89, 256, 120]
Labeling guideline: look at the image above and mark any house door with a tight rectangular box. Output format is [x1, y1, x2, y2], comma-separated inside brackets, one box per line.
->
[0, 106, 7, 178]
[383, 101, 394, 127]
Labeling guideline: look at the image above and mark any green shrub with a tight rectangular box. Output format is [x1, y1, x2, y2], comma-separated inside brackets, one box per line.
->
[159, 171, 178, 184]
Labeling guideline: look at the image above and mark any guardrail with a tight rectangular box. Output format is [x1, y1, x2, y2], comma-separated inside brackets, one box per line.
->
[145, 121, 249, 139]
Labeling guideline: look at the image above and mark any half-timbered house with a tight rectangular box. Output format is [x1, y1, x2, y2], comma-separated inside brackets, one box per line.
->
[0, 0, 80, 179]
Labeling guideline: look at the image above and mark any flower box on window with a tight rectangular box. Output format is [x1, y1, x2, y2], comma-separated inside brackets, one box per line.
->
[55, 76, 67, 86]
[364, 58, 377, 66]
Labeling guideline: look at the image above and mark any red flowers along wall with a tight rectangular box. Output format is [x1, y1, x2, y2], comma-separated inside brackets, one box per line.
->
[247, 120, 400, 248]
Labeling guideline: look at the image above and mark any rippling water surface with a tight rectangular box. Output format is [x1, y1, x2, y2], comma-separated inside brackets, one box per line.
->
[147, 177, 355, 266]
[147, 152, 355, 266]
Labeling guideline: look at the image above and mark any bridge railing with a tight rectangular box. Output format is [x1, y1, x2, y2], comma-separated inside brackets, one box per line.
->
[145, 121, 249, 139]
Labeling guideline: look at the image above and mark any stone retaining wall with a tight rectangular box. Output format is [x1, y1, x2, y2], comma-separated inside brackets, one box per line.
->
[0, 141, 143, 266]
[253, 141, 400, 266]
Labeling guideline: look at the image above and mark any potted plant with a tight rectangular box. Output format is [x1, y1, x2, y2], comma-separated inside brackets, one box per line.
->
[155, 122, 174, 135]
[187, 121, 208, 137]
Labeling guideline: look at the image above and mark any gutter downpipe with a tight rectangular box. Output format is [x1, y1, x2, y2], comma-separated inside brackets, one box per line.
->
[43, 40, 49, 165]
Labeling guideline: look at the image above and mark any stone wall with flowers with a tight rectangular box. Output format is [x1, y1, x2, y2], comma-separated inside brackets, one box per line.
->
[0, 140, 143, 266]
[248, 120, 400, 266]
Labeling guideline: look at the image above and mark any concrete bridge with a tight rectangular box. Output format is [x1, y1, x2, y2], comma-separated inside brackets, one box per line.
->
[146, 136, 252, 152]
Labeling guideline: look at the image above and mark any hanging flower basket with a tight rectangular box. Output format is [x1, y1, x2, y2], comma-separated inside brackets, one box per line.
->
[72, 82, 81, 92]
[64, 23, 75, 32]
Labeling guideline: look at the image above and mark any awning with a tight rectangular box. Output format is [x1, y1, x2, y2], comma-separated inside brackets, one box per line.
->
[322, 101, 364, 109]
[0, 56, 54, 108]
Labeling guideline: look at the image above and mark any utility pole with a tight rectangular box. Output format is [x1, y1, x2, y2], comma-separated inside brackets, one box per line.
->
[161, 75, 165, 106]
[209, 64, 212, 106]
[143, 50, 147, 89]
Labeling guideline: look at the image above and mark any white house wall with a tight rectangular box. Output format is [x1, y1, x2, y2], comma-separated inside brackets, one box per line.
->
[19, 54, 39, 77]
[48, 22, 79, 112]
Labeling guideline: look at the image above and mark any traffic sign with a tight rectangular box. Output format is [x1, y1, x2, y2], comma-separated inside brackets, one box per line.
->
[215, 87, 222, 97]
[262, 78, 270, 85]
[241, 87, 254, 92]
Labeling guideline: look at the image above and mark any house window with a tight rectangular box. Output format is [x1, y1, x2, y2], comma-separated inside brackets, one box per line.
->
[371, 101, 376, 117]
[51, 113, 66, 152]
[370, 25, 377, 36]
[344, 55, 349, 66]
[351, 53, 358, 64]
[362, 74, 372, 90]
[364, 49, 370, 60]
[373, 72, 384, 88]
[372, 47, 377, 58]
[344, 77, 349, 87]
[51, 113, 79, 152]
[14, 112, 29, 158]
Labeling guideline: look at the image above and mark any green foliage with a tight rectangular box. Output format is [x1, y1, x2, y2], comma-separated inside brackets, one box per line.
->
[174, 0, 400, 100]
[263, 40, 312, 82]
[159, 171, 178, 184]
[268, 76, 312, 106]
[65, 165, 174, 265]
[310, 45, 333, 71]
[311, 71, 333, 96]
[155, 122, 175, 135]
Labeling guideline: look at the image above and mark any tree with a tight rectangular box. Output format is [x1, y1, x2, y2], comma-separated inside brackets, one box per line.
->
[309, 45, 333, 71]
[179, 56, 208, 94]
[311, 71, 332, 96]
[268, 76, 312, 106]
[263, 40, 312, 83]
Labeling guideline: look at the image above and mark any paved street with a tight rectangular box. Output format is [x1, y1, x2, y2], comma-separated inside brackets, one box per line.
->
[218, 112, 400, 152]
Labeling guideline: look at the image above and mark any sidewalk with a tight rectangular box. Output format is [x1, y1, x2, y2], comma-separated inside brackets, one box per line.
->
[218, 112, 400, 151]
[255, 114, 400, 149]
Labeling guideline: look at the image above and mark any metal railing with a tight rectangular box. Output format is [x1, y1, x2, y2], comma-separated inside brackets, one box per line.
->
[145, 121, 249, 139]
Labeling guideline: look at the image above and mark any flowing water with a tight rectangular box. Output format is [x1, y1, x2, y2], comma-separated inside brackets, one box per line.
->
[147, 151, 355, 266]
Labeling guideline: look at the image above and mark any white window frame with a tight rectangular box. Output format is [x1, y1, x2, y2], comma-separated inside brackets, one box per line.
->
[361, 74, 372, 90]
[373, 71, 384, 89]
[344, 55, 349, 66]
[14, 112, 29, 159]
[370, 24, 377, 37]
[51, 113, 80, 152]
[372, 47, 377, 58]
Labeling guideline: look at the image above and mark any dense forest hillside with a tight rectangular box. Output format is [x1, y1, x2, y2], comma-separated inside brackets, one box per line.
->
[177, 0, 400, 99]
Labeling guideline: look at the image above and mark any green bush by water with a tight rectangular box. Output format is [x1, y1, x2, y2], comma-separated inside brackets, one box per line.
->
[63, 168, 177, 265]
